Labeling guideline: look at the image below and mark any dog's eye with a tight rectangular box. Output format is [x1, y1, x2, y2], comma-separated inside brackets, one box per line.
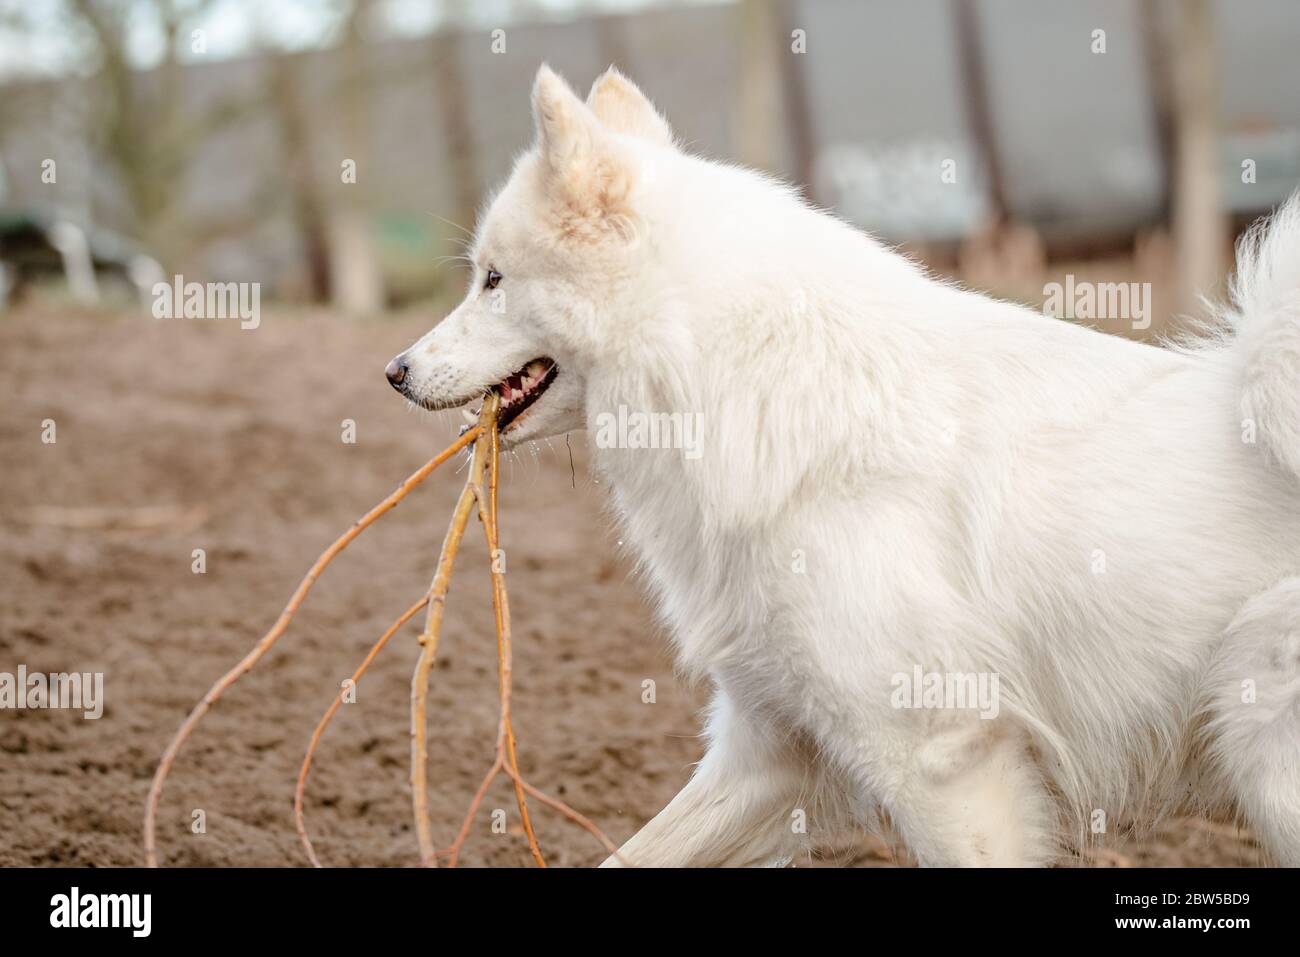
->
[484, 269, 502, 290]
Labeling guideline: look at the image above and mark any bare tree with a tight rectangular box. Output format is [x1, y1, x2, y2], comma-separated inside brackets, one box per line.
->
[265, 48, 334, 303]
[327, 0, 385, 313]
[1170, 0, 1228, 317]
[735, 0, 780, 172]
[43, 0, 269, 271]
[431, 0, 479, 238]
[258, 0, 388, 308]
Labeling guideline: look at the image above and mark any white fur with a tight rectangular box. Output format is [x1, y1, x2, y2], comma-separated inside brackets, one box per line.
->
[392, 67, 1300, 867]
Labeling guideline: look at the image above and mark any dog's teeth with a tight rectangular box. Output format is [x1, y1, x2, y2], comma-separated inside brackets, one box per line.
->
[461, 408, 477, 425]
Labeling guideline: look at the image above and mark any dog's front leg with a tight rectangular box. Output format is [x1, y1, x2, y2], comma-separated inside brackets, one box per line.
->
[862, 721, 1059, 867]
[601, 687, 808, 867]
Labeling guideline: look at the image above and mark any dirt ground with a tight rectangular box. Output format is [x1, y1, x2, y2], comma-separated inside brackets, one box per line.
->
[0, 304, 1267, 867]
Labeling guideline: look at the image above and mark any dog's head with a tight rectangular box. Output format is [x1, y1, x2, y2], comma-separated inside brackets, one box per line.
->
[386, 65, 678, 446]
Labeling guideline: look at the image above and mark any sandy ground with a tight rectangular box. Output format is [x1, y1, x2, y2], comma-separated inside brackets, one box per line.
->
[0, 304, 1266, 867]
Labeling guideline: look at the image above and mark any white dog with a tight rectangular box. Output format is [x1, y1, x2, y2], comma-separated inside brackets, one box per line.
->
[387, 66, 1300, 867]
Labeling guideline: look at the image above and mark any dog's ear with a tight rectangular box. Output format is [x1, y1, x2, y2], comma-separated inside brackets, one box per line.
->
[532, 64, 602, 169]
[531, 64, 638, 228]
[586, 67, 674, 147]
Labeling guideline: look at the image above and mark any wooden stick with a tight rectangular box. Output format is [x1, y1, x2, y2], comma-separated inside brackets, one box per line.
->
[294, 591, 431, 868]
[440, 406, 623, 867]
[478, 422, 546, 866]
[143, 425, 481, 867]
[434, 398, 547, 868]
[444, 753, 505, 865]
[516, 777, 624, 861]
[409, 471, 481, 865]
[152, 394, 625, 867]
[293, 395, 620, 868]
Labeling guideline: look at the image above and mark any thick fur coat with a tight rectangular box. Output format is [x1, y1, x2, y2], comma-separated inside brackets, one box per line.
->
[390, 67, 1300, 866]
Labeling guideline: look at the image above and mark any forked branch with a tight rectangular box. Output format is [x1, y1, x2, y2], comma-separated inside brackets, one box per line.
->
[144, 426, 480, 867]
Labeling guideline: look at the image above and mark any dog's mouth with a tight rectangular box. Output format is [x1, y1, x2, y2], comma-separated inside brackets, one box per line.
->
[470, 358, 558, 432]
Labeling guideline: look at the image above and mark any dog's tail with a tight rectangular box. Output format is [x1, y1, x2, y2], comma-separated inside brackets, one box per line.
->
[1228, 192, 1300, 480]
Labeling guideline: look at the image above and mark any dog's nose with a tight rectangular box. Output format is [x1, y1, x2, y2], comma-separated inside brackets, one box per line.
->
[385, 357, 408, 390]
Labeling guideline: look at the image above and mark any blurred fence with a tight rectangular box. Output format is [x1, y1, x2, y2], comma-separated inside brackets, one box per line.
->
[0, 0, 1298, 311]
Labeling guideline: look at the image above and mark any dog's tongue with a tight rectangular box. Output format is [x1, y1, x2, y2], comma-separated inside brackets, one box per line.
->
[488, 361, 553, 411]
[501, 373, 526, 402]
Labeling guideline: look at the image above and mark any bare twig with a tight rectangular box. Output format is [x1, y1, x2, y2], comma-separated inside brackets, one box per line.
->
[438, 399, 622, 867]
[409, 393, 548, 865]
[295, 591, 430, 867]
[476, 420, 545, 865]
[143, 425, 481, 867]
[409, 469, 481, 865]
[151, 390, 625, 868]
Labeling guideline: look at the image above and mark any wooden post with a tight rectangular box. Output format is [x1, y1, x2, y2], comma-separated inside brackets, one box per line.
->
[1170, 0, 1227, 317]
